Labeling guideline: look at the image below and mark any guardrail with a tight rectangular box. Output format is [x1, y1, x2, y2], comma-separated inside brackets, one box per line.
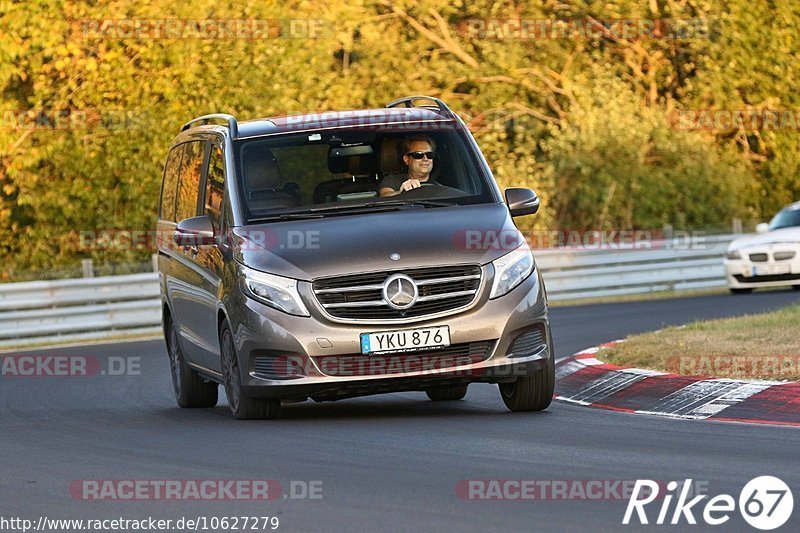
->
[536, 234, 734, 301]
[0, 273, 162, 349]
[0, 235, 736, 348]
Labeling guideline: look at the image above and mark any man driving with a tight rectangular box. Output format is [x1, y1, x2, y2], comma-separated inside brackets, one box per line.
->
[378, 134, 437, 197]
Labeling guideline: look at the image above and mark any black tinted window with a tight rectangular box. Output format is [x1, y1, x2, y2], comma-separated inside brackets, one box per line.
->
[204, 145, 226, 231]
[159, 146, 183, 222]
[176, 141, 208, 222]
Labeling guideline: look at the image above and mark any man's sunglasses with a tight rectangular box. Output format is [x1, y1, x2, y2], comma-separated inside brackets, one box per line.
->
[406, 151, 436, 160]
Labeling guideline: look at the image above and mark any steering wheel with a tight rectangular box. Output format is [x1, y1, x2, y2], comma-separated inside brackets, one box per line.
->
[398, 182, 467, 199]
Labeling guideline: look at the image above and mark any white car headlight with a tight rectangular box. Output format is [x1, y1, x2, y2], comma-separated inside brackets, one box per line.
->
[725, 250, 742, 260]
[240, 266, 310, 317]
[490, 242, 535, 299]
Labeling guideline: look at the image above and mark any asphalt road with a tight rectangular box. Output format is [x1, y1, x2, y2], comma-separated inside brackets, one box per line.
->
[1, 290, 799, 532]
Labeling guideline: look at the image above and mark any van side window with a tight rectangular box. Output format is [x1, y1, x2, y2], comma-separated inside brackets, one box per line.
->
[159, 146, 183, 222]
[176, 141, 208, 222]
[204, 145, 226, 232]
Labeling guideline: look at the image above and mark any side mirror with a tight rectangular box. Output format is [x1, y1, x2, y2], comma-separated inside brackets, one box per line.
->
[173, 215, 216, 246]
[505, 187, 540, 217]
[755, 223, 769, 234]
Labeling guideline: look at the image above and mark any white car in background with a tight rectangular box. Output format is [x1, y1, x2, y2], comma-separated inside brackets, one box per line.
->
[724, 201, 800, 293]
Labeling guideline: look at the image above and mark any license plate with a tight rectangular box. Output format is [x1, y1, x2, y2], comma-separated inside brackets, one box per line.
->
[753, 264, 791, 276]
[360, 326, 450, 355]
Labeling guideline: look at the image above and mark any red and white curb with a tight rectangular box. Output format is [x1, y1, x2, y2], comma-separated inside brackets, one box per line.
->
[555, 342, 800, 427]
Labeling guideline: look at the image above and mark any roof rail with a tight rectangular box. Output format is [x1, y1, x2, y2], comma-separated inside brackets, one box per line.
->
[386, 96, 456, 119]
[181, 113, 239, 138]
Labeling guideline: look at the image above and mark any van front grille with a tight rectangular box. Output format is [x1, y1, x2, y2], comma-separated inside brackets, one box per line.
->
[312, 265, 482, 321]
[312, 341, 494, 377]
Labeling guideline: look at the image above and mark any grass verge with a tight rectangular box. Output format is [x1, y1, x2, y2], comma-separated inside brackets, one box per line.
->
[599, 304, 800, 381]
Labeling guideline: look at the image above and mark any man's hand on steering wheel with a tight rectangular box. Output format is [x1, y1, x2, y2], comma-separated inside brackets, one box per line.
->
[399, 179, 436, 192]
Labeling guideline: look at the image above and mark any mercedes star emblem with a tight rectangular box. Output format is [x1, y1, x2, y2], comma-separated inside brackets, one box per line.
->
[382, 274, 418, 310]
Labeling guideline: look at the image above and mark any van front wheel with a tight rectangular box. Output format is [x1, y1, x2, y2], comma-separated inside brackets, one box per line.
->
[499, 356, 554, 412]
[426, 385, 468, 401]
[220, 323, 280, 420]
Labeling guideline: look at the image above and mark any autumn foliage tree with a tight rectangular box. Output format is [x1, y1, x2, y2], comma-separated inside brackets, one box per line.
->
[1, 0, 797, 273]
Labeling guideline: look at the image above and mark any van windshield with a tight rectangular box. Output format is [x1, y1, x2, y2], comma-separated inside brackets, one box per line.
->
[234, 128, 496, 223]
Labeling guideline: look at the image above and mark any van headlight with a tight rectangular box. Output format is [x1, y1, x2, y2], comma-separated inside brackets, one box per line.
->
[240, 266, 310, 317]
[490, 242, 535, 299]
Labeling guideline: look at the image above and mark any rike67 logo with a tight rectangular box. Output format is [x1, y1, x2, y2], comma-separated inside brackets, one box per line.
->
[624, 477, 793, 530]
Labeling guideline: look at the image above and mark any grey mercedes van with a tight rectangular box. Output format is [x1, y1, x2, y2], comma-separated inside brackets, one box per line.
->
[156, 96, 554, 419]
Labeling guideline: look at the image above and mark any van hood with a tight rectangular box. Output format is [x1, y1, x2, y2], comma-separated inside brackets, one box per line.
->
[232, 203, 525, 281]
[728, 226, 800, 251]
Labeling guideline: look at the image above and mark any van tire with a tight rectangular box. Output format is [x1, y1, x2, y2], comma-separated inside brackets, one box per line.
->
[220, 323, 281, 420]
[426, 385, 468, 401]
[498, 356, 554, 412]
[166, 317, 218, 408]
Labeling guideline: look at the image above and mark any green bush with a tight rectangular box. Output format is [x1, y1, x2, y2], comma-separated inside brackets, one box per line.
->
[1, 0, 796, 273]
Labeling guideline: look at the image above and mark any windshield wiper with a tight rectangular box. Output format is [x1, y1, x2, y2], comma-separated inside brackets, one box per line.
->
[248, 212, 325, 223]
[247, 199, 456, 223]
[247, 204, 396, 223]
[363, 199, 456, 208]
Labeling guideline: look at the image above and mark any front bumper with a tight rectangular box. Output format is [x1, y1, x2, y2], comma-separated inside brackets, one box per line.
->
[228, 266, 551, 401]
[724, 250, 800, 289]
